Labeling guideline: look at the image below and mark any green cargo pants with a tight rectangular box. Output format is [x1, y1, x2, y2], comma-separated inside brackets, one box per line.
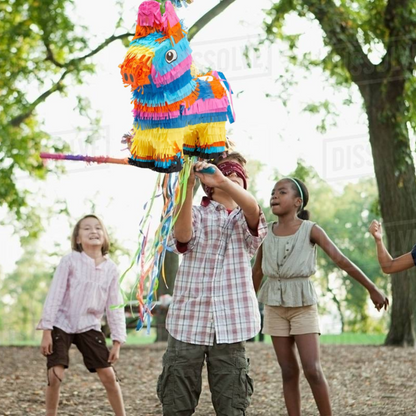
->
[157, 335, 253, 416]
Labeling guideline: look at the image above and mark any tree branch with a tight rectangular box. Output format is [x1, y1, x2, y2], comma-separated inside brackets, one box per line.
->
[10, 70, 69, 127]
[66, 32, 134, 66]
[10, 32, 134, 128]
[303, 0, 375, 93]
[188, 0, 236, 41]
[44, 40, 65, 68]
[380, 0, 416, 94]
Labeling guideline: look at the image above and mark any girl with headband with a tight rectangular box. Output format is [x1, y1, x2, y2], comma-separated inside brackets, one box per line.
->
[252, 178, 389, 415]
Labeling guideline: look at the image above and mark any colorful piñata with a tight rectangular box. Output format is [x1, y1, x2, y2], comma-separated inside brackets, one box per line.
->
[120, 0, 235, 173]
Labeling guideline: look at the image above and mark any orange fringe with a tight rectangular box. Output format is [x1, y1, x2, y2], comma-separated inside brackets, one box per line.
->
[133, 23, 165, 40]
[120, 54, 153, 88]
[156, 21, 185, 45]
[203, 72, 227, 99]
[133, 84, 200, 113]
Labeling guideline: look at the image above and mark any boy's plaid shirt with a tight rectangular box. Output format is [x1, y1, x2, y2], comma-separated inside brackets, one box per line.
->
[166, 197, 267, 345]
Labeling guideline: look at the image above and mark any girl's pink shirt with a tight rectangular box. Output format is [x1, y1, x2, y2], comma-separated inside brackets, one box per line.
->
[37, 251, 126, 344]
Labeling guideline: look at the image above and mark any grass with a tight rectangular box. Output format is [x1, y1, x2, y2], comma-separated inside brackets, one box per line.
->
[320, 333, 386, 345]
[0, 332, 386, 347]
[254, 333, 385, 345]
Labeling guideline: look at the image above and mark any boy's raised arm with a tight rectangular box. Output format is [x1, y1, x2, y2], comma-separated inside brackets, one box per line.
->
[195, 162, 260, 231]
[174, 167, 196, 243]
[218, 179, 260, 230]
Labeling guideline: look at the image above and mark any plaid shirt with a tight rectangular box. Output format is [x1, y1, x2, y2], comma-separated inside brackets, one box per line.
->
[166, 197, 267, 345]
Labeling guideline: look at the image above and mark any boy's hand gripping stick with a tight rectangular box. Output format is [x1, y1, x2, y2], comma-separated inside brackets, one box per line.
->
[194, 166, 215, 174]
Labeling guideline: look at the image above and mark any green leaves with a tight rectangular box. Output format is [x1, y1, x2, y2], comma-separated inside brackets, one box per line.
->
[302, 100, 340, 133]
[1, 1, 88, 221]
[0, 0, 135, 237]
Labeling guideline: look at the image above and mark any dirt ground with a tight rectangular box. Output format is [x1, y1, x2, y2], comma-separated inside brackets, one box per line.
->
[1, 343, 415, 416]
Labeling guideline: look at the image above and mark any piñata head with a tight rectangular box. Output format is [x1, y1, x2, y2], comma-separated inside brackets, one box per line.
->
[119, 0, 235, 173]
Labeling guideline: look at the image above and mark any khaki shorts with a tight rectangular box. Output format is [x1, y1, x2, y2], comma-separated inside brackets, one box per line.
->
[262, 304, 320, 337]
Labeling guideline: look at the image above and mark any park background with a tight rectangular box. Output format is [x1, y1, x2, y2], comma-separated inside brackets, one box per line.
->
[1, 0, 416, 356]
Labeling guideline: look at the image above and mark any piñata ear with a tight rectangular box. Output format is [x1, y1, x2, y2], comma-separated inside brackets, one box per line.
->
[163, 1, 185, 43]
[133, 1, 165, 40]
[164, 1, 180, 29]
[138, 0, 163, 27]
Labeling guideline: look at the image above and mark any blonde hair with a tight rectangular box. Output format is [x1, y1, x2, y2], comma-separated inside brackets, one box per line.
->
[71, 214, 110, 255]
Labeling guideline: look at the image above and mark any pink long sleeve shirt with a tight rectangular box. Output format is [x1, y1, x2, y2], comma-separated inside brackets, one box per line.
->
[37, 251, 126, 344]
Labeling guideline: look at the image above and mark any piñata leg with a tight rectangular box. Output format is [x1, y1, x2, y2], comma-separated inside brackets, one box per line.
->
[129, 127, 185, 173]
[183, 122, 226, 160]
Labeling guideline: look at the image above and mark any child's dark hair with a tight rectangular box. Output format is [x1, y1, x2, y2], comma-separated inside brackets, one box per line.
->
[71, 214, 110, 255]
[286, 178, 310, 220]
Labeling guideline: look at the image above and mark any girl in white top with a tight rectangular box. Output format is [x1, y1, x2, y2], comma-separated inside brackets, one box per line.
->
[252, 178, 389, 416]
[37, 215, 126, 416]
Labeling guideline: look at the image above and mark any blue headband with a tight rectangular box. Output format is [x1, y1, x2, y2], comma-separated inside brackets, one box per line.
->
[284, 177, 304, 211]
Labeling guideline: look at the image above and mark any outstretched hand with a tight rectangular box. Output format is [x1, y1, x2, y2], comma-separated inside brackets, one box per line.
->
[369, 220, 383, 241]
[369, 287, 389, 311]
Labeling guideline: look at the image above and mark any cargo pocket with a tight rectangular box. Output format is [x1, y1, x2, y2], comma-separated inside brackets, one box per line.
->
[157, 356, 174, 406]
[232, 356, 253, 411]
[173, 365, 203, 412]
[157, 360, 202, 412]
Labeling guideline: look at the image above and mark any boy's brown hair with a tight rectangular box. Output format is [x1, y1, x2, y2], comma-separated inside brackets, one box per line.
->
[71, 214, 110, 255]
[214, 151, 248, 179]
[218, 151, 247, 167]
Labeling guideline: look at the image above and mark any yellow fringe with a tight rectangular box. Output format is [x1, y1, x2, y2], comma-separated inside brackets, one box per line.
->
[183, 122, 226, 149]
[131, 127, 186, 159]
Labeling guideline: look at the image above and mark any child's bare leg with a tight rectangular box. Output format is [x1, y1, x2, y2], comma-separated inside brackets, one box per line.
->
[46, 365, 65, 416]
[295, 334, 332, 416]
[271, 336, 301, 416]
[96, 367, 126, 416]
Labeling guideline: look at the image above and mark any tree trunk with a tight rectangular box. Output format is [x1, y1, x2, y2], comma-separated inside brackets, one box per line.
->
[327, 285, 345, 333]
[366, 85, 416, 346]
[155, 250, 178, 342]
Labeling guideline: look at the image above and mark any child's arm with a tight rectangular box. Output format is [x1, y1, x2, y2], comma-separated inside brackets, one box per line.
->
[369, 220, 415, 273]
[106, 266, 127, 353]
[173, 166, 196, 243]
[195, 162, 260, 231]
[252, 245, 264, 292]
[37, 256, 71, 331]
[311, 224, 389, 310]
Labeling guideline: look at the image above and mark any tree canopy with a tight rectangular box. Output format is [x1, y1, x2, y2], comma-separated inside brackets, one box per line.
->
[262, 0, 416, 346]
[0, 0, 135, 237]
